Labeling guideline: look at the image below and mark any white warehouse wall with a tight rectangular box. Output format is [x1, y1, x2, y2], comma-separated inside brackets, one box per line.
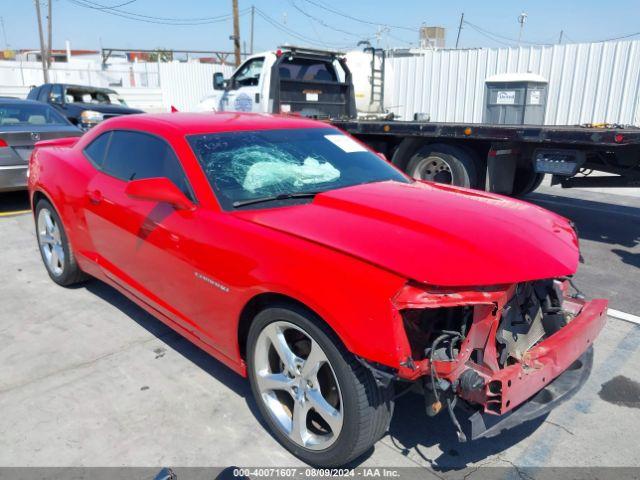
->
[384, 40, 640, 126]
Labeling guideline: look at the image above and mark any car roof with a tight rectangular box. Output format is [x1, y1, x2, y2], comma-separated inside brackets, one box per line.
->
[0, 97, 53, 106]
[102, 112, 333, 135]
[44, 83, 117, 94]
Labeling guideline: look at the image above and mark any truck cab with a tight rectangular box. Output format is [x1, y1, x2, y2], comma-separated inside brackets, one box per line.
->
[196, 46, 356, 119]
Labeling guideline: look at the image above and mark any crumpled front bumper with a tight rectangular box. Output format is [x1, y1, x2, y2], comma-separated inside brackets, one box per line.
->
[464, 344, 593, 440]
[392, 282, 608, 441]
[473, 297, 607, 416]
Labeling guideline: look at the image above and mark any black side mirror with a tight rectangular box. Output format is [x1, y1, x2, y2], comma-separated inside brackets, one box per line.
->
[213, 72, 226, 90]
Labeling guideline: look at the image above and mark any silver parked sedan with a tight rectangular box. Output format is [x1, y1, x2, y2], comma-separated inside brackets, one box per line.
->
[0, 98, 81, 192]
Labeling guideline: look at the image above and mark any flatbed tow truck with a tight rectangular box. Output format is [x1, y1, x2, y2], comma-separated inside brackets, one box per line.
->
[196, 45, 640, 196]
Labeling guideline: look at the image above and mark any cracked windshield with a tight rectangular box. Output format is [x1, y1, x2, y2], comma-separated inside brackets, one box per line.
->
[188, 127, 409, 209]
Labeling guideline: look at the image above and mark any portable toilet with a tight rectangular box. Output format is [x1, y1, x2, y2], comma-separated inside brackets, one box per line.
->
[483, 73, 548, 125]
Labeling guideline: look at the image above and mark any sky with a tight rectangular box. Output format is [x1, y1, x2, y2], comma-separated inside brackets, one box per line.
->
[1, 0, 640, 55]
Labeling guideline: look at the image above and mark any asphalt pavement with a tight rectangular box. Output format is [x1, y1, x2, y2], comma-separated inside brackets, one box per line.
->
[0, 185, 638, 476]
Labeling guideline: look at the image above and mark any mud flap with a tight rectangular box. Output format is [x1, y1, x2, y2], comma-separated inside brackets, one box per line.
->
[486, 144, 518, 194]
[462, 346, 593, 441]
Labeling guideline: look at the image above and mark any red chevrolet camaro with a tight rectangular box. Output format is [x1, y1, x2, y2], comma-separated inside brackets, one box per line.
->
[28, 112, 607, 466]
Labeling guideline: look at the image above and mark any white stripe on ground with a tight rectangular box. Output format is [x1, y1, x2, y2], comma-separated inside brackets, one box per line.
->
[533, 198, 640, 218]
[608, 308, 640, 325]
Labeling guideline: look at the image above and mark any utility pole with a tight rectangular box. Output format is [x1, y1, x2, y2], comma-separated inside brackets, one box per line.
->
[455, 12, 464, 49]
[46, 0, 52, 68]
[0, 17, 9, 50]
[34, 0, 49, 83]
[517, 11, 527, 45]
[250, 5, 255, 54]
[558, 30, 564, 44]
[231, 0, 241, 66]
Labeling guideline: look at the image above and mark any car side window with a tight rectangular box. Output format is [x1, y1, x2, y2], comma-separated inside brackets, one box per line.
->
[50, 85, 64, 103]
[102, 130, 195, 201]
[232, 57, 264, 88]
[84, 131, 112, 168]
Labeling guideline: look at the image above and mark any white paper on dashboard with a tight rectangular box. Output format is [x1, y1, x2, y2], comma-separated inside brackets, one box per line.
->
[325, 134, 367, 153]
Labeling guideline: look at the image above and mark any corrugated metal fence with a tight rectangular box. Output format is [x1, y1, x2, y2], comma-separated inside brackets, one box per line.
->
[0, 59, 160, 88]
[385, 40, 640, 126]
[0, 60, 235, 112]
[4, 40, 639, 123]
[159, 62, 233, 111]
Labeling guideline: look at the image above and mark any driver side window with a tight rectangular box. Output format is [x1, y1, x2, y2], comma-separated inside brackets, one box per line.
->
[84, 130, 196, 202]
[232, 57, 264, 88]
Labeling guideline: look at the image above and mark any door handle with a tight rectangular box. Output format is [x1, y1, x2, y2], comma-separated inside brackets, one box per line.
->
[87, 190, 103, 205]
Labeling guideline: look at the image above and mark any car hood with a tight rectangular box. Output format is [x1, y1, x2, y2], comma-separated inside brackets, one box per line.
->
[234, 181, 580, 287]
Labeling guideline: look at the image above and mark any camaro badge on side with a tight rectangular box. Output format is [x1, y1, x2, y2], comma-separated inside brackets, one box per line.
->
[194, 271, 229, 292]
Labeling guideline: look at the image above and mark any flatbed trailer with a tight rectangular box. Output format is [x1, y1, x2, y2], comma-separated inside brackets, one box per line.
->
[197, 44, 640, 195]
[331, 119, 640, 195]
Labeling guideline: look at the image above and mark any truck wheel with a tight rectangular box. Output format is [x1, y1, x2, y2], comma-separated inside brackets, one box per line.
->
[247, 305, 394, 467]
[512, 169, 545, 196]
[404, 143, 479, 188]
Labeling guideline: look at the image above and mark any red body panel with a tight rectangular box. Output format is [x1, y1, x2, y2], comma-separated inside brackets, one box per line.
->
[28, 112, 605, 416]
[235, 180, 579, 286]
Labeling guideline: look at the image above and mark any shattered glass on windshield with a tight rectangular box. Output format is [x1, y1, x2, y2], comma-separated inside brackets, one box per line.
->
[243, 155, 340, 192]
[188, 127, 409, 210]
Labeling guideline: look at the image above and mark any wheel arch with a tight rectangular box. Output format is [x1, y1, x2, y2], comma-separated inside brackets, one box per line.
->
[237, 292, 343, 362]
[31, 188, 56, 216]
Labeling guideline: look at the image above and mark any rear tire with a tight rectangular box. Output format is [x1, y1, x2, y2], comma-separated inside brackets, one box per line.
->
[247, 305, 394, 467]
[35, 199, 88, 286]
[512, 169, 545, 196]
[404, 143, 479, 188]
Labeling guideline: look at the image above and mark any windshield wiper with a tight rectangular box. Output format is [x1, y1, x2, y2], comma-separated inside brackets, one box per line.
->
[232, 191, 320, 208]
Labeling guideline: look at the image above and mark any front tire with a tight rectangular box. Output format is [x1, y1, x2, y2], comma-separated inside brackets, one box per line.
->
[35, 199, 88, 286]
[247, 305, 394, 466]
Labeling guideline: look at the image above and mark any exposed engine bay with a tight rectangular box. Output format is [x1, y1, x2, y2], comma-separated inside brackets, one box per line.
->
[391, 277, 608, 442]
[496, 279, 569, 366]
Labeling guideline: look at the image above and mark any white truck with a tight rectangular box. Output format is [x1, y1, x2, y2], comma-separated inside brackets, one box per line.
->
[196, 46, 640, 194]
[196, 47, 358, 118]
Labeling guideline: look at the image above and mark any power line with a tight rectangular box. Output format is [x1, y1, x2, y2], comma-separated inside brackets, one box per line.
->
[386, 32, 413, 46]
[291, 0, 415, 47]
[255, 8, 326, 46]
[84, 0, 138, 9]
[68, 0, 248, 24]
[465, 18, 640, 47]
[254, 7, 352, 49]
[68, 0, 241, 23]
[463, 19, 552, 46]
[70, 0, 235, 21]
[599, 31, 640, 42]
[289, 0, 369, 40]
[298, 7, 331, 48]
[463, 23, 511, 47]
[300, 0, 417, 33]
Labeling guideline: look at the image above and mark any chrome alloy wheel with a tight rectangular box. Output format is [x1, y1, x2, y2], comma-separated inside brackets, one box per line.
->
[253, 321, 344, 450]
[412, 155, 453, 183]
[37, 207, 65, 277]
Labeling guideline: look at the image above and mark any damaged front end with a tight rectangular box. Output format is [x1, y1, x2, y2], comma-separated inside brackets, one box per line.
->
[389, 278, 607, 441]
